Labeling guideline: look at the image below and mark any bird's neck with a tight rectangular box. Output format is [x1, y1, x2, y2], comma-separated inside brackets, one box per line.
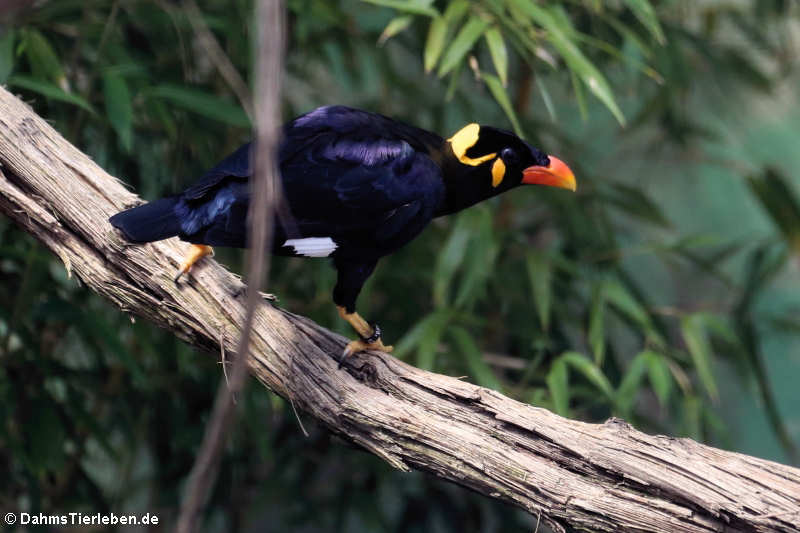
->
[434, 143, 509, 217]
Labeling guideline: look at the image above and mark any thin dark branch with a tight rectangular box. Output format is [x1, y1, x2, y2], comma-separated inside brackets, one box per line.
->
[183, 0, 254, 120]
[174, 1, 284, 531]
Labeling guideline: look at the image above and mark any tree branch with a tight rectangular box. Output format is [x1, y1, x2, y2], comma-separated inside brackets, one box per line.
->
[0, 86, 799, 532]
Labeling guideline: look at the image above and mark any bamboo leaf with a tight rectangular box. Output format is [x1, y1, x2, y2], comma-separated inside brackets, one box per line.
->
[393, 311, 451, 369]
[433, 214, 471, 306]
[147, 84, 250, 127]
[22, 29, 67, 90]
[616, 350, 650, 415]
[378, 16, 414, 45]
[603, 279, 653, 333]
[484, 26, 508, 86]
[445, 59, 463, 100]
[526, 252, 551, 331]
[438, 16, 489, 77]
[103, 72, 134, 152]
[561, 351, 615, 400]
[509, 0, 625, 125]
[547, 358, 569, 415]
[622, 0, 665, 44]
[588, 283, 606, 364]
[747, 168, 800, 250]
[644, 350, 672, 406]
[453, 208, 496, 308]
[481, 72, 524, 137]
[424, 0, 468, 73]
[680, 314, 719, 401]
[535, 77, 557, 121]
[361, 0, 438, 17]
[8, 74, 93, 112]
[424, 16, 448, 72]
[450, 326, 502, 390]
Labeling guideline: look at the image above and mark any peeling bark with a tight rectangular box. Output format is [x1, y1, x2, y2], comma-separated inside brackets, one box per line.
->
[0, 87, 799, 532]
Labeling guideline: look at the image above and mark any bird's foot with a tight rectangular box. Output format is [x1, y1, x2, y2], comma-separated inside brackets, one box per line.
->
[174, 244, 214, 284]
[339, 324, 393, 368]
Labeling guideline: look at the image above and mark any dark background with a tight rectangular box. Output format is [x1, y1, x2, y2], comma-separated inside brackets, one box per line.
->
[0, 1, 798, 531]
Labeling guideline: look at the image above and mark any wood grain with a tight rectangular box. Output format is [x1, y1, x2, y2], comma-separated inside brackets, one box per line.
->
[1, 86, 798, 532]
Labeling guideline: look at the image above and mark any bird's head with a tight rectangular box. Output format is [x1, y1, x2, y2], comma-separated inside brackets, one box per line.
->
[444, 123, 576, 198]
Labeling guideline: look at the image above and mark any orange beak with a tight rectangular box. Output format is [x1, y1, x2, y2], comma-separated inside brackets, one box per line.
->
[522, 156, 576, 191]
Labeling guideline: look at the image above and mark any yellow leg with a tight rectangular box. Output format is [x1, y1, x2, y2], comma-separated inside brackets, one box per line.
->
[336, 306, 393, 362]
[174, 244, 214, 283]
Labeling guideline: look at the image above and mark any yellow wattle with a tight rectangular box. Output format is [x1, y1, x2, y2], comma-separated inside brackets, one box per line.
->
[491, 158, 506, 187]
[448, 123, 496, 166]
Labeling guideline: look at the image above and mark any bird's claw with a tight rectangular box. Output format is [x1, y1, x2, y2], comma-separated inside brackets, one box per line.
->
[173, 244, 214, 285]
[339, 338, 393, 369]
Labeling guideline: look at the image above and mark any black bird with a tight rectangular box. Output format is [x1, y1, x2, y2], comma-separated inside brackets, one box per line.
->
[109, 106, 576, 359]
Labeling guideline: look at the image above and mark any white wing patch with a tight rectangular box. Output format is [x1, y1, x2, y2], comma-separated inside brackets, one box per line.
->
[283, 237, 338, 257]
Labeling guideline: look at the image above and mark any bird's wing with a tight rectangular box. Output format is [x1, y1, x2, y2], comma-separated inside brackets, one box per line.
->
[175, 106, 445, 251]
[279, 130, 444, 244]
[180, 143, 252, 202]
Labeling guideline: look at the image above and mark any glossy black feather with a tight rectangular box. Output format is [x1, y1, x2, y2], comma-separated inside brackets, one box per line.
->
[109, 106, 556, 313]
[109, 106, 450, 311]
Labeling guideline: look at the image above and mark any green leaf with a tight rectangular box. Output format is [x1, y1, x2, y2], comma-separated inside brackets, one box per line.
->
[561, 351, 615, 400]
[481, 72, 524, 137]
[509, 0, 625, 125]
[644, 350, 672, 407]
[393, 311, 451, 369]
[8, 74, 93, 112]
[747, 168, 800, 250]
[147, 84, 250, 127]
[588, 283, 606, 364]
[445, 58, 464, 101]
[424, 16, 448, 72]
[599, 183, 671, 228]
[535, 77, 557, 121]
[417, 313, 450, 370]
[570, 69, 588, 121]
[622, 0, 665, 44]
[616, 350, 650, 415]
[680, 314, 718, 401]
[103, 72, 134, 152]
[378, 16, 414, 45]
[682, 395, 702, 440]
[453, 207, 496, 308]
[438, 16, 489, 77]
[22, 29, 67, 90]
[361, 0, 438, 17]
[484, 26, 508, 86]
[525, 252, 551, 331]
[450, 326, 502, 390]
[425, 0, 470, 71]
[547, 358, 569, 415]
[433, 214, 471, 306]
[603, 279, 654, 335]
[0, 30, 14, 83]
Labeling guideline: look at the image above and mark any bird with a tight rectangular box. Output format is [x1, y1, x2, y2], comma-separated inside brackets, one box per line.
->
[109, 105, 576, 362]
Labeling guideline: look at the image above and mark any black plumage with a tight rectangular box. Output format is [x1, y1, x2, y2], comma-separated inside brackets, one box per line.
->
[109, 105, 575, 357]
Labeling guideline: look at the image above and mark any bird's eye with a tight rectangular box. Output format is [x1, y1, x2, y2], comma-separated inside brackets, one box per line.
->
[501, 148, 519, 167]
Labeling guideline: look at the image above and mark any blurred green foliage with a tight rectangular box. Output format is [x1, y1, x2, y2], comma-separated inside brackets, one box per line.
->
[1, 0, 799, 531]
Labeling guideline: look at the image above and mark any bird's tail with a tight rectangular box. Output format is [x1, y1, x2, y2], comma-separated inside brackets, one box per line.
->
[109, 197, 182, 243]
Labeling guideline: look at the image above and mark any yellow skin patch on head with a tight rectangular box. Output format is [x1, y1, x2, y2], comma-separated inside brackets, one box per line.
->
[448, 123, 496, 166]
[491, 158, 506, 187]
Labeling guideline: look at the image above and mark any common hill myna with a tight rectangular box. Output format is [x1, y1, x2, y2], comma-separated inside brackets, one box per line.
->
[110, 105, 576, 360]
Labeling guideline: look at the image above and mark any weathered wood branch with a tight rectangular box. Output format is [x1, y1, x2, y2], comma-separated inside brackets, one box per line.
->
[1, 86, 799, 532]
